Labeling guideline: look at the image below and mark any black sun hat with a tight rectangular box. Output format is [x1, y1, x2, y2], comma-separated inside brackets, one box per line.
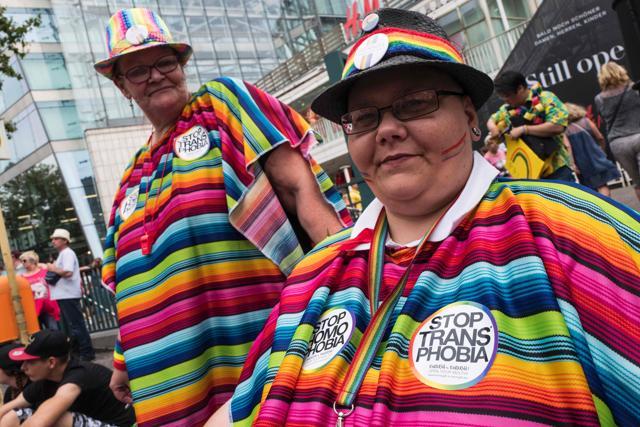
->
[311, 8, 494, 124]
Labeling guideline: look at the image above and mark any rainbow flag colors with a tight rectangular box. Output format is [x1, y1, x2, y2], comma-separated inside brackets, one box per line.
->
[230, 179, 640, 426]
[102, 77, 350, 427]
[342, 27, 464, 79]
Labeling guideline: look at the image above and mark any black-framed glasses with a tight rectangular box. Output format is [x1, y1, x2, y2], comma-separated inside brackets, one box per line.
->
[120, 55, 180, 84]
[340, 89, 465, 135]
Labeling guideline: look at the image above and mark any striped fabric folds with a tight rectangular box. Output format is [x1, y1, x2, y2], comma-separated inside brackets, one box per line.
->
[101, 77, 349, 427]
[230, 179, 640, 426]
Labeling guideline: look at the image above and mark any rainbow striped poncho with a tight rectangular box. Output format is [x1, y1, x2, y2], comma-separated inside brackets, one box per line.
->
[101, 77, 350, 427]
[230, 170, 640, 426]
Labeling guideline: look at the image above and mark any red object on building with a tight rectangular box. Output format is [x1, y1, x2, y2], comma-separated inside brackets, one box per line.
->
[342, 0, 380, 41]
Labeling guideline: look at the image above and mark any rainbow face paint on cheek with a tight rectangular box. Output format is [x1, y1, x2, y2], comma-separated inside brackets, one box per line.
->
[440, 132, 468, 161]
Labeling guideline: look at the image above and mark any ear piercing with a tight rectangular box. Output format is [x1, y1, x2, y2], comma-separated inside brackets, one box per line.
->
[471, 127, 481, 138]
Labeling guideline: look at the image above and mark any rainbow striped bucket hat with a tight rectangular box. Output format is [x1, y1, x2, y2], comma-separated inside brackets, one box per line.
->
[94, 8, 192, 79]
[312, 8, 493, 123]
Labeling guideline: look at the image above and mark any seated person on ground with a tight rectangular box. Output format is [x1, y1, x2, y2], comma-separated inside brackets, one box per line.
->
[0, 330, 134, 427]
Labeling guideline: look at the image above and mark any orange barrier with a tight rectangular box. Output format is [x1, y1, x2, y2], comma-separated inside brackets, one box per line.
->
[0, 275, 40, 343]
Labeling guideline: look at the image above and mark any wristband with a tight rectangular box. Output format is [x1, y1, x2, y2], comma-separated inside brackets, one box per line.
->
[113, 338, 127, 371]
[524, 125, 528, 135]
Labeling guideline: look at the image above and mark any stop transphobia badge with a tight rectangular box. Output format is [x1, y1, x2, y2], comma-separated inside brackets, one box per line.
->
[409, 301, 498, 390]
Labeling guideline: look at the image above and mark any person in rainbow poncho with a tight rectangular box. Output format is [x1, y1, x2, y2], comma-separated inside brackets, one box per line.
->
[209, 8, 640, 427]
[93, 8, 350, 427]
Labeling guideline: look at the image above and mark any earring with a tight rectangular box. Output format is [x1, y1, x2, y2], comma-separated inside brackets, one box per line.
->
[471, 127, 481, 138]
[129, 98, 134, 109]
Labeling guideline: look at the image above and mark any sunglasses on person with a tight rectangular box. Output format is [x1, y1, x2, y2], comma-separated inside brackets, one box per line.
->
[340, 89, 465, 135]
[120, 55, 180, 84]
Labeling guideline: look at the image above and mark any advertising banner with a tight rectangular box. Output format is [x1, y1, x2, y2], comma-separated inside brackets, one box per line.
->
[478, 0, 630, 126]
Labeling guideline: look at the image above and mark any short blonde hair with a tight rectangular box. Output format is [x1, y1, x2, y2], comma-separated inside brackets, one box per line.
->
[19, 250, 39, 264]
[564, 102, 586, 123]
[598, 62, 630, 91]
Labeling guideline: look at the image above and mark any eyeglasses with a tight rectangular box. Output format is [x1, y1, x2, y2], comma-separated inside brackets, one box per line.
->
[120, 55, 180, 84]
[340, 89, 465, 135]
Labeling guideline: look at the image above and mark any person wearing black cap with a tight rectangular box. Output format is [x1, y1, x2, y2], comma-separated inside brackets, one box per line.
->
[0, 331, 134, 427]
[0, 342, 29, 405]
[208, 8, 640, 427]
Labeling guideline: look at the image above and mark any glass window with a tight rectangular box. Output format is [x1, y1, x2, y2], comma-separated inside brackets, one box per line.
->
[0, 104, 48, 173]
[487, 0, 506, 34]
[131, 0, 159, 8]
[37, 101, 83, 140]
[0, 58, 29, 112]
[0, 155, 95, 263]
[21, 53, 72, 90]
[219, 62, 243, 79]
[209, 16, 235, 60]
[460, 0, 485, 26]
[157, 0, 182, 14]
[5, 8, 59, 43]
[465, 21, 491, 47]
[225, 0, 243, 10]
[196, 59, 220, 82]
[55, 150, 106, 255]
[503, 0, 530, 18]
[163, 15, 188, 43]
[203, 0, 224, 11]
[437, 10, 463, 37]
[244, 0, 264, 15]
[264, 0, 281, 17]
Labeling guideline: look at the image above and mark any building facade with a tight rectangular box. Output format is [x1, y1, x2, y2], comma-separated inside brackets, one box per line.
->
[255, 0, 541, 212]
[0, 0, 349, 263]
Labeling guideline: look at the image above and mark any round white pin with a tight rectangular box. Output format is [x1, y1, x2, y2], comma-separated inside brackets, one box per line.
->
[119, 187, 139, 221]
[174, 126, 210, 161]
[303, 308, 354, 371]
[409, 301, 498, 390]
[361, 13, 379, 32]
[125, 25, 149, 46]
[353, 33, 389, 71]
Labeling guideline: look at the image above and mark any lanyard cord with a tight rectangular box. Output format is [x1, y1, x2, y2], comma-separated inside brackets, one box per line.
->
[141, 136, 171, 254]
[334, 202, 454, 418]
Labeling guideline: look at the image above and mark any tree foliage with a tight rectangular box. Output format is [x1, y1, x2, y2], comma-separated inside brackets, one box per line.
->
[0, 6, 41, 89]
[0, 162, 80, 261]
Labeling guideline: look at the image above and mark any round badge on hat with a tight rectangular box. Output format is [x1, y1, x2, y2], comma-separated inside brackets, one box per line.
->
[125, 25, 149, 46]
[361, 13, 379, 32]
[353, 33, 389, 71]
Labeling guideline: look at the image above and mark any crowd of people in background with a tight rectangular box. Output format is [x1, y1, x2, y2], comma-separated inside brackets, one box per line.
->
[483, 64, 639, 200]
[2, 229, 95, 362]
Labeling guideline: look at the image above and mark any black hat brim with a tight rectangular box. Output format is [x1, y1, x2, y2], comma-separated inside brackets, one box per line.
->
[311, 55, 494, 124]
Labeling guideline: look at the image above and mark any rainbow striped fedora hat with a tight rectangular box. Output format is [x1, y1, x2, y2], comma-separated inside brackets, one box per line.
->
[94, 8, 192, 79]
[312, 8, 493, 123]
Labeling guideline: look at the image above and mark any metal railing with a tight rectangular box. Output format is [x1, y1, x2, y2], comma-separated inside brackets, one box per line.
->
[257, 16, 531, 94]
[255, 25, 347, 94]
[463, 21, 529, 76]
[312, 116, 344, 145]
[79, 266, 118, 333]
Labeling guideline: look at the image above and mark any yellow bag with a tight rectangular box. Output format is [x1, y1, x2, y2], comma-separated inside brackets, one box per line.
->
[505, 136, 554, 179]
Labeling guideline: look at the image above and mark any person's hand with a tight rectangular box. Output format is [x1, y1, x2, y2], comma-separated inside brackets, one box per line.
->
[110, 367, 133, 404]
[509, 126, 526, 139]
[46, 263, 55, 272]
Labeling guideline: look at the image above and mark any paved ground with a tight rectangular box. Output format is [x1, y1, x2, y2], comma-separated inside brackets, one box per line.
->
[610, 185, 639, 212]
